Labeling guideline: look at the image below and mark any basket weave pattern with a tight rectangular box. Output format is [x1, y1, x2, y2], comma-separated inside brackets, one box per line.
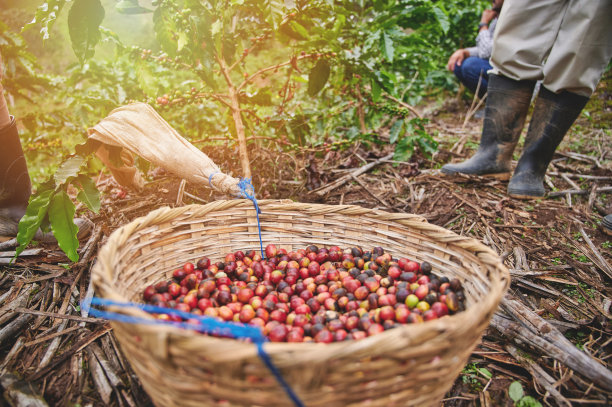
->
[92, 200, 509, 407]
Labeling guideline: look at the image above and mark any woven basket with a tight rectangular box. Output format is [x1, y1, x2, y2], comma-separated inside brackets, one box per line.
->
[92, 199, 509, 407]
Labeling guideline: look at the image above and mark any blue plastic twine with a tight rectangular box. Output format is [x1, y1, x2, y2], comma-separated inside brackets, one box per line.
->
[236, 178, 264, 259]
[84, 298, 305, 407]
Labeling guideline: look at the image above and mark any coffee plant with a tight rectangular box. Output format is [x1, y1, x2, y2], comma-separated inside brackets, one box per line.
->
[5, 0, 489, 260]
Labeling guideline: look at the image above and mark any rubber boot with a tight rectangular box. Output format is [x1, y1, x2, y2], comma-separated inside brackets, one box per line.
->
[441, 74, 535, 180]
[0, 117, 31, 210]
[508, 87, 589, 199]
[0, 118, 92, 241]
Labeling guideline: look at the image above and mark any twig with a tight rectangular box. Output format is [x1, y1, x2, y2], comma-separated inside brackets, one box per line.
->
[311, 153, 394, 196]
[505, 344, 572, 406]
[15, 308, 104, 324]
[24, 325, 82, 347]
[350, 174, 389, 207]
[548, 186, 612, 197]
[382, 94, 422, 118]
[0, 373, 49, 407]
[28, 325, 112, 382]
[495, 298, 612, 391]
[574, 223, 612, 279]
[0, 314, 34, 346]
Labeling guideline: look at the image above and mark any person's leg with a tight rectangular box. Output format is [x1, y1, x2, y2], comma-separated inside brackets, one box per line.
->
[507, 88, 588, 198]
[441, 0, 566, 178]
[508, 0, 612, 198]
[489, 0, 569, 82]
[455, 57, 491, 98]
[0, 117, 31, 212]
[440, 74, 535, 179]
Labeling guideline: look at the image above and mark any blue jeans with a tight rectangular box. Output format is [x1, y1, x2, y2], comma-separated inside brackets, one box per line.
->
[454, 57, 491, 98]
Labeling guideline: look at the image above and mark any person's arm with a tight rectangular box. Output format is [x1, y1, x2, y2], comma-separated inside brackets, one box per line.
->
[0, 53, 10, 129]
[475, 18, 497, 59]
[447, 48, 471, 71]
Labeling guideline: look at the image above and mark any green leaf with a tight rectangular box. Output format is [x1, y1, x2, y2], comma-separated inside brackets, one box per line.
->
[49, 191, 79, 262]
[75, 175, 101, 213]
[478, 368, 493, 379]
[137, 61, 158, 96]
[177, 32, 188, 52]
[517, 396, 542, 407]
[211, 20, 222, 36]
[371, 78, 381, 102]
[68, 0, 105, 63]
[15, 189, 55, 259]
[509, 381, 524, 402]
[389, 119, 403, 144]
[381, 31, 394, 62]
[54, 155, 86, 185]
[154, 5, 177, 56]
[115, 0, 152, 14]
[289, 21, 309, 39]
[23, 0, 69, 40]
[393, 136, 414, 162]
[433, 6, 450, 34]
[308, 59, 331, 96]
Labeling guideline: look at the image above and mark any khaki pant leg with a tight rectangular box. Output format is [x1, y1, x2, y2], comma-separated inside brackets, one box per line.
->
[490, 0, 568, 81]
[543, 0, 612, 96]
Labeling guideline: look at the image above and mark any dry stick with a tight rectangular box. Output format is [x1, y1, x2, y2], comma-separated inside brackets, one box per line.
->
[548, 186, 612, 198]
[0, 238, 18, 251]
[0, 283, 37, 326]
[217, 55, 251, 179]
[39, 319, 69, 369]
[587, 184, 598, 213]
[505, 344, 572, 407]
[311, 152, 394, 196]
[15, 308, 104, 324]
[24, 325, 82, 348]
[0, 337, 25, 372]
[547, 172, 612, 181]
[86, 345, 113, 405]
[176, 179, 186, 206]
[350, 174, 389, 207]
[89, 342, 124, 389]
[28, 325, 112, 382]
[574, 223, 612, 279]
[0, 373, 49, 407]
[497, 298, 612, 391]
[0, 313, 34, 346]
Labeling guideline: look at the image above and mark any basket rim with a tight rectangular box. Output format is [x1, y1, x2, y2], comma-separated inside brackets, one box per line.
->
[92, 199, 509, 358]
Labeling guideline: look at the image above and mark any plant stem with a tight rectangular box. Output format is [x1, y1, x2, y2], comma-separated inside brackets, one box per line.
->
[216, 54, 252, 179]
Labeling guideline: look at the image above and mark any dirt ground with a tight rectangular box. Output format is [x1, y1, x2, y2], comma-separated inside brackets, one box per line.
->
[0, 78, 610, 406]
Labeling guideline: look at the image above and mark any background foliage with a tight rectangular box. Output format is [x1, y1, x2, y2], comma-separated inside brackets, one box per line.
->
[1, 0, 489, 259]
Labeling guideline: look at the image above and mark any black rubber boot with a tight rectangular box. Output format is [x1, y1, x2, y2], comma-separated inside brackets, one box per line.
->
[508, 87, 589, 199]
[0, 118, 93, 241]
[0, 117, 31, 210]
[441, 74, 535, 180]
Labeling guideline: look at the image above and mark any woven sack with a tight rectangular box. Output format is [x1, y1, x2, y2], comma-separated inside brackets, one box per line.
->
[92, 199, 509, 407]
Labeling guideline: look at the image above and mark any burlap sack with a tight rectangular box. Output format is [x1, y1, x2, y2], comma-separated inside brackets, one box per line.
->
[88, 102, 240, 195]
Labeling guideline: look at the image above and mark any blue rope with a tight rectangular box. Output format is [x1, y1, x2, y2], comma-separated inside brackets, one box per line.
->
[84, 298, 305, 407]
[236, 178, 264, 259]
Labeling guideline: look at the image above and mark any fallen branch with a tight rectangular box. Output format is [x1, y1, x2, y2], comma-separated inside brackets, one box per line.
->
[493, 298, 612, 391]
[548, 186, 612, 198]
[311, 153, 394, 196]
